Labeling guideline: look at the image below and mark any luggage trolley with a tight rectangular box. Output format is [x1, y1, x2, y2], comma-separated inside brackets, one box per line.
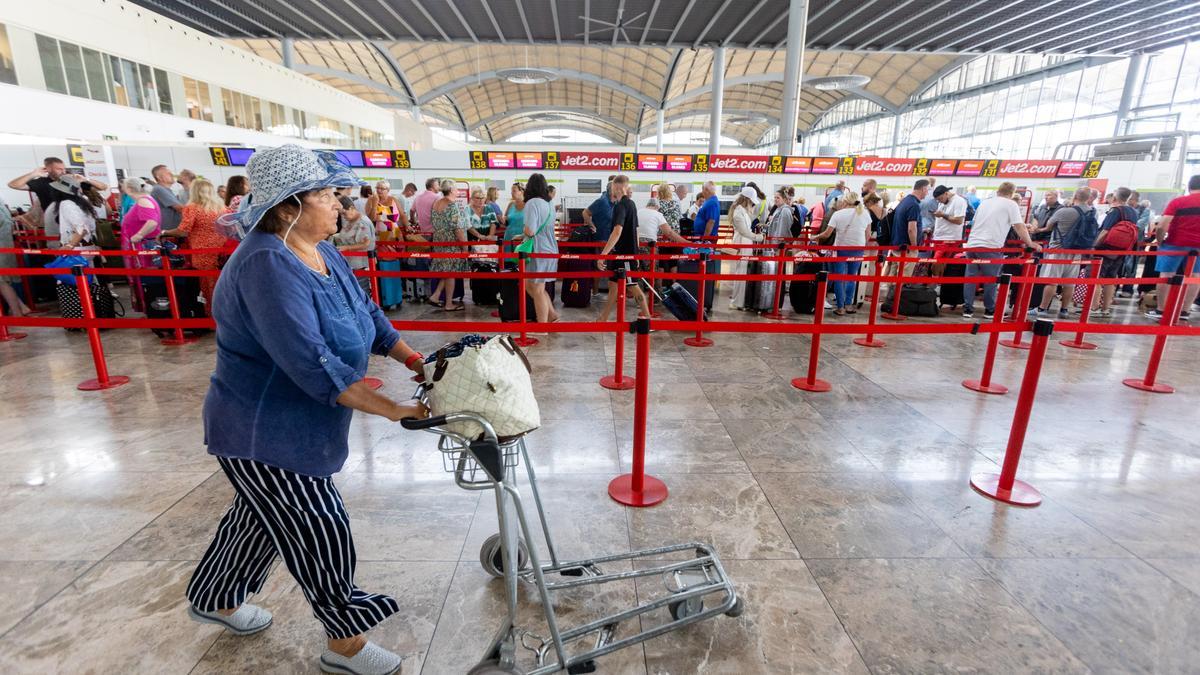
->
[401, 387, 743, 675]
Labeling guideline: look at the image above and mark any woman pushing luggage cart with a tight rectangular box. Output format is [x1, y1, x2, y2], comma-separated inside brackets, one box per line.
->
[401, 385, 743, 675]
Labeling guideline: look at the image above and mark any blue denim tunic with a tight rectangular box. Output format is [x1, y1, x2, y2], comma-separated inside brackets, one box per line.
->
[203, 229, 400, 477]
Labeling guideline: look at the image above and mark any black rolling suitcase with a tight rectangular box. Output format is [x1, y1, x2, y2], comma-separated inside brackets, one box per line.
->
[676, 257, 717, 312]
[789, 259, 823, 314]
[142, 276, 207, 337]
[499, 268, 536, 322]
[469, 262, 500, 306]
[559, 256, 594, 308]
[938, 262, 967, 309]
[742, 258, 763, 311]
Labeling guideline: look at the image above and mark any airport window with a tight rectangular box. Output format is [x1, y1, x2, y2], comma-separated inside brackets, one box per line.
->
[153, 68, 172, 115]
[81, 47, 110, 103]
[0, 24, 16, 85]
[183, 77, 213, 122]
[59, 42, 88, 99]
[577, 179, 602, 194]
[36, 34, 66, 94]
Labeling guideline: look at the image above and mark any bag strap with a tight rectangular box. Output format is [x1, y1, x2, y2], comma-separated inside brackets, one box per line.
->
[500, 335, 533, 373]
[432, 349, 449, 382]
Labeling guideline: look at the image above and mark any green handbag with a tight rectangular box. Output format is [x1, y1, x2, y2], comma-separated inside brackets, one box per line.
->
[515, 207, 553, 254]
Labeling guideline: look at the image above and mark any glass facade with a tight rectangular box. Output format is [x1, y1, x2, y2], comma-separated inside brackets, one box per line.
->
[801, 44, 1200, 160]
[0, 24, 15, 85]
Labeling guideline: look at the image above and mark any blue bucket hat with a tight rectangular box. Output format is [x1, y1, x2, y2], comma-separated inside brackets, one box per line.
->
[217, 144, 364, 239]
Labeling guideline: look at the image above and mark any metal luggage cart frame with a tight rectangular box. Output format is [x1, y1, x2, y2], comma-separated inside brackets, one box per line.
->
[402, 387, 743, 675]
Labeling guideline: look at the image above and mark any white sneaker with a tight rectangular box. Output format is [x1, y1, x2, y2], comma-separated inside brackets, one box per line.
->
[320, 642, 403, 675]
[188, 604, 273, 636]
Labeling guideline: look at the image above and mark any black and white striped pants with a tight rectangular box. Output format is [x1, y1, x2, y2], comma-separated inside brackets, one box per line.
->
[187, 456, 399, 639]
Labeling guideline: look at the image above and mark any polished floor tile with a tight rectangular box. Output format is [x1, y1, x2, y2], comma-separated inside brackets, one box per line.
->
[808, 558, 1087, 674]
[981, 558, 1200, 673]
[0, 561, 92, 635]
[617, 419, 750, 473]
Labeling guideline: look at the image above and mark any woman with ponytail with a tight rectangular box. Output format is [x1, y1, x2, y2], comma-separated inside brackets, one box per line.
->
[817, 190, 871, 315]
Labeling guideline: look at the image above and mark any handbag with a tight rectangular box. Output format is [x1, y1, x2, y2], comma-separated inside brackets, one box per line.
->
[514, 208, 553, 255]
[422, 334, 540, 440]
[44, 254, 93, 285]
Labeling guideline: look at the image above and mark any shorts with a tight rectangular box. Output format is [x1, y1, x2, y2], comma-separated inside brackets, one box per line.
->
[1098, 255, 1124, 278]
[1039, 252, 1080, 281]
[1155, 243, 1198, 274]
[610, 260, 638, 284]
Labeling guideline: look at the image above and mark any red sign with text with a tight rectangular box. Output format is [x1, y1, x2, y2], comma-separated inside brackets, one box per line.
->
[812, 158, 839, 174]
[637, 154, 664, 171]
[853, 157, 916, 176]
[783, 157, 812, 173]
[929, 159, 958, 176]
[955, 160, 985, 176]
[556, 151, 620, 170]
[706, 155, 772, 173]
[1056, 161, 1087, 177]
[515, 152, 543, 169]
[666, 155, 693, 171]
[997, 160, 1062, 178]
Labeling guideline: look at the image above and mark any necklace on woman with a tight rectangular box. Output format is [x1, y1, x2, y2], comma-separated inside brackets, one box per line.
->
[277, 235, 327, 275]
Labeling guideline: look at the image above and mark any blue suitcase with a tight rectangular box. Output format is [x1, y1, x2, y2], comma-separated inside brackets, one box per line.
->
[378, 258, 404, 311]
[645, 280, 708, 322]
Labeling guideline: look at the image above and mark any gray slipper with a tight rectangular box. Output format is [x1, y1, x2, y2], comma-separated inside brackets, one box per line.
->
[320, 641, 403, 675]
[188, 603, 273, 636]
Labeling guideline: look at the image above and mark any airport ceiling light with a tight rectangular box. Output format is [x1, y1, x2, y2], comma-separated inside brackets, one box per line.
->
[497, 68, 559, 85]
[808, 74, 871, 91]
[544, 133, 569, 140]
[728, 113, 770, 125]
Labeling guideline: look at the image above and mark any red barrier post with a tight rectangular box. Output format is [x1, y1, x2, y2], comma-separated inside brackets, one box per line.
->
[600, 267, 635, 390]
[366, 249, 382, 306]
[608, 318, 668, 507]
[21, 271, 38, 312]
[970, 318, 1054, 506]
[158, 249, 197, 346]
[1060, 258, 1101, 350]
[762, 242, 787, 320]
[881, 246, 908, 321]
[963, 273, 1012, 395]
[683, 251, 713, 347]
[793, 271, 832, 392]
[73, 265, 130, 391]
[0, 291, 28, 341]
[1123, 273, 1184, 393]
[854, 252, 888, 348]
[1000, 254, 1039, 350]
[513, 252, 538, 347]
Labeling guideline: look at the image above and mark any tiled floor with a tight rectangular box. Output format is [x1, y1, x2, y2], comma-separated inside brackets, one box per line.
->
[1, 284, 1198, 674]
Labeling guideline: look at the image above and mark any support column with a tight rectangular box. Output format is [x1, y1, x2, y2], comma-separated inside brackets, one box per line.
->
[411, 105, 423, 123]
[1114, 53, 1145, 137]
[281, 37, 296, 70]
[709, 46, 725, 155]
[890, 113, 903, 155]
[777, 0, 809, 156]
[634, 132, 641, 151]
[655, 108, 665, 152]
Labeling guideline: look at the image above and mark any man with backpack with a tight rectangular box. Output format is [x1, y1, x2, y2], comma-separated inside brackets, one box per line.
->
[1092, 187, 1141, 317]
[1035, 187, 1094, 318]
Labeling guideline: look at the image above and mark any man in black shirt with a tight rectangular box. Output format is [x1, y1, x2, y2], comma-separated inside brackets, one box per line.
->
[7, 156, 107, 214]
[597, 175, 651, 322]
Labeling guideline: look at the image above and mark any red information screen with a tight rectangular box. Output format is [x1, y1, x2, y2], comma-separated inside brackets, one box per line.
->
[998, 160, 1061, 178]
[1056, 161, 1087, 177]
[929, 159, 958, 176]
[811, 158, 839, 174]
[515, 152, 543, 169]
[783, 157, 812, 174]
[666, 155, 693, 171]
[486, 152, 514, 169]
[956, 160, 984, 176]
[637, 154, 664, 171]
[363, 151, 392, 168]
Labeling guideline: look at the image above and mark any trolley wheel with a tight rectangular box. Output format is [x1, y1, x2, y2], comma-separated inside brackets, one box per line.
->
[467, 659, 521, 675]
[668, 596, 705, 621]
[725, 597, 746, 618]
[479, 533, 530, 579]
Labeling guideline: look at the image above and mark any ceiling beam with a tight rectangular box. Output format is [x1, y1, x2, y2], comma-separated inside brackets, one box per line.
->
[639, 0, 661, 46]
[515, 0, 535, 43]
[746, 11, 786, 49]
[693, 0, 734, 48]
[583, 0, 590, 46]
[612, 0, 625, 47]
[721, 0, 769, 47]
[294, 64, 412, 101]
[369, 42, 418, 104]
[970, 0, 1105, 53]
[666, 0, 698, 46]
[1038, 5, 1189, 54]
[660, 49, 684, 108]
[408, 0, 451, 41]
[269, 0, 339, 39]
[899, 54, 974, 110]
[479, 0, 506, 44]
[493, 122, 626, 144]
[371, 0, 423, 41]
[549, 0, 561, 44]
[773, 0, 843, 49]
[417, 69, 661, 108]
[877, 0, 957, 52]
[470, 106, 638, 135]
[904, 0, 995, 52]
[1002, 0, 1150, 54]
[825, 1, 908, 50]
[443, 0, 477, 41]
[140, 0, 237, 37]
[807, 0, 886, 47]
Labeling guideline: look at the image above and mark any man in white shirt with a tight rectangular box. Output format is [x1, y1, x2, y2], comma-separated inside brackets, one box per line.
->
[962, 181, 1041, 320]
[931, 185, 968, 242]
[636, 198, 690, 244]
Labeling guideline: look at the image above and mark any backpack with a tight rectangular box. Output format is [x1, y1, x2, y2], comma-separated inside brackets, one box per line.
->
[963, 201, 976, 225]
[1061, 206, 1099, 251]
[876, 209, 894, 245]
[790, 205, 809, 238]
[1101, 205, 1139, 253]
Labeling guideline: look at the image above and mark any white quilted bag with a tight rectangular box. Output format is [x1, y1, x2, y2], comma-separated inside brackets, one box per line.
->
[423, 335, 540, 440]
